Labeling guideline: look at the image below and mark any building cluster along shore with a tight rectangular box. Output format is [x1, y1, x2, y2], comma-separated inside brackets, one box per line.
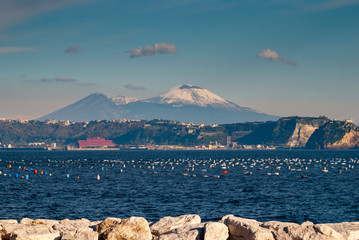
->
[1, 214, 359, 240]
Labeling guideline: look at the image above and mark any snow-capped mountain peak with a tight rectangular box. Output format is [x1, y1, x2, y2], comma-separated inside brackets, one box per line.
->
[111, 95, 139, 105]
[147, 84, 237, 108]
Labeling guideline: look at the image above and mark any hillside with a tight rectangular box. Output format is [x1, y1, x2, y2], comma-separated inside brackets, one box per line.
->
[306, 120, 359, 149]
[1, 117, 358, 149]
[237, 116, 330, 148]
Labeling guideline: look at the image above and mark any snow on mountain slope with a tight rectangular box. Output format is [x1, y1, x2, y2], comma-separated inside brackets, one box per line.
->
[111, 95, 139, 105]
[144, 84, 242, 109]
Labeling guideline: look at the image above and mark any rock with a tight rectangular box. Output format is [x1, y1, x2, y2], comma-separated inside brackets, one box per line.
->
[101, 216, 152, 240]
[314, 224, 345, 240]
[20, 218, 59, 227]
[0, 220, 18, 224]
[204, 222, 228, 240]
[326, 222, 359, 240]
[53, 218, 99, 240]
[268, 221, 345, 240]
[221, 215, 274, 240]
[261, 221, 300, 240]
[158, 223, 204, 240]
[19, 218, 34, 225]
[97, 217, 122, 238]
[60, 227, 98, 240]
[9, 224, 60, 240]
[151, 214, 201, 236]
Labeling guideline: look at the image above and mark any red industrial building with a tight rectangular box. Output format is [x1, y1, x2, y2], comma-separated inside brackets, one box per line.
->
[78, 138, 116, 148]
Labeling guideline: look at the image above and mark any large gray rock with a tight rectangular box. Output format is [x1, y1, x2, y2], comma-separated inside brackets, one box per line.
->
[151, 214, 201, 236]
[326, 222, 359, 240]
[101, 216, 152, 240]
[158, 223, 205, 240]
[204, 222, 229, 240]
[221, 215, 274, 240]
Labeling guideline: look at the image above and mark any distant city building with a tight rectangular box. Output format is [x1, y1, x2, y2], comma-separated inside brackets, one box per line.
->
[78, 138, 116, 148]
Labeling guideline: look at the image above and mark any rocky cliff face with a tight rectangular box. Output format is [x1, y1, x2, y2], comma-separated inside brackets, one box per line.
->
[326, 130, 359, 149]
[305, 120, 359, 149]
[286, 123, 323, 148]
[237, 116, 329, 147]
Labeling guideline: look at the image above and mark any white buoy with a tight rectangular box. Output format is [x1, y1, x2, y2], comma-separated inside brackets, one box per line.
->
[97, 174, 100, 180]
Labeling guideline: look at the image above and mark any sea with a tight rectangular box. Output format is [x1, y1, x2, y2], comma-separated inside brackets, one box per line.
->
[0, 149, 359, 224]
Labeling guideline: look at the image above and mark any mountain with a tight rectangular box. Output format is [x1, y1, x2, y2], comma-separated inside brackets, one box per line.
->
[111, 95, 139, 105]
[39, 84, 279, 124]
[119, 84, 279, 124]
[38, 92, 122, 122]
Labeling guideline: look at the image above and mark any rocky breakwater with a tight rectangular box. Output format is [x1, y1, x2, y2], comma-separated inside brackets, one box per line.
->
[1, 214, 359, 240]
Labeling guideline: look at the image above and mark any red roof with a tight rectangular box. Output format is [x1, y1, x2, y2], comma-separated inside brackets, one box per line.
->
[78, 138, 116, 148]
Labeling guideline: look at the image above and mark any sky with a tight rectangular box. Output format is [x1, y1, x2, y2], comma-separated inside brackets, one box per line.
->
[0, 0, 358, 122]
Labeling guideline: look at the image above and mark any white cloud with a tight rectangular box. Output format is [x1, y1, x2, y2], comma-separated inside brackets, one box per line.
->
[124, 84, 147, 90]
[125, 42, 177, 58]
[258, 48, 296, 66]
[0, 47, 33, 54]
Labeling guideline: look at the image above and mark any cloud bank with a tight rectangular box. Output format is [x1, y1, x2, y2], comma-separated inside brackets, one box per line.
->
[125, 42, 177, 58]
[300, 0, 359, 13]
[124, 84, 147, 90]
[258, 49, 296, 66]
[0, 47, 33, 54]
[0, 0, 88, 31]
[33, 76, 95, 86]
[64, 45, 82, 53]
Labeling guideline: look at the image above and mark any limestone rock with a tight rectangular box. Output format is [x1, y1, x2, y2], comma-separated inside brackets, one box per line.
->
[261, 221, 299, 240]
[151, 214, 201, 236]
[327, 222, 359, 240]
[204, 222, 228, 240]
[97, 217, 122, 238]
[20, 218, 59, 228]
[0, 220, 18, 224]
[266, 221, 345, 240]
[9, 224, 60, 240]
[102, 216, 152, 240]
[221, 215, 274, 240]
[158, 223, 204, 240]
[60, 227, 98, 240]
[19, 218, 34, 225]
[53, 218, 99, 240]
[314, 224, 345, 240]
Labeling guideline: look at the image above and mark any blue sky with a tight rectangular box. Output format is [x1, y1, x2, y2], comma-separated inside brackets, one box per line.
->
[0, 0, 358, 121]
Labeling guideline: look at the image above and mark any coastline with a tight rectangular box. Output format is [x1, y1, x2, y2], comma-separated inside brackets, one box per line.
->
[1, 215, 358, 240]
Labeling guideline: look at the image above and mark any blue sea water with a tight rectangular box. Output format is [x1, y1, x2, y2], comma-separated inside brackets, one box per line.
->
[0, 150, 359, 223]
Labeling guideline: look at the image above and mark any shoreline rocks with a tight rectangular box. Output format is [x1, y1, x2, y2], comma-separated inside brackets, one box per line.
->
[1, 215, 359, 240]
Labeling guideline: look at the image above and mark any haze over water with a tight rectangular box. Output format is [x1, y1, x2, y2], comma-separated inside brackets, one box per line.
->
[1, 150, 359, 223]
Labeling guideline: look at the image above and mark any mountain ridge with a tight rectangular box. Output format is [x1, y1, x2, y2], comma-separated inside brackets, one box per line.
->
[38, 84, 280, 124]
